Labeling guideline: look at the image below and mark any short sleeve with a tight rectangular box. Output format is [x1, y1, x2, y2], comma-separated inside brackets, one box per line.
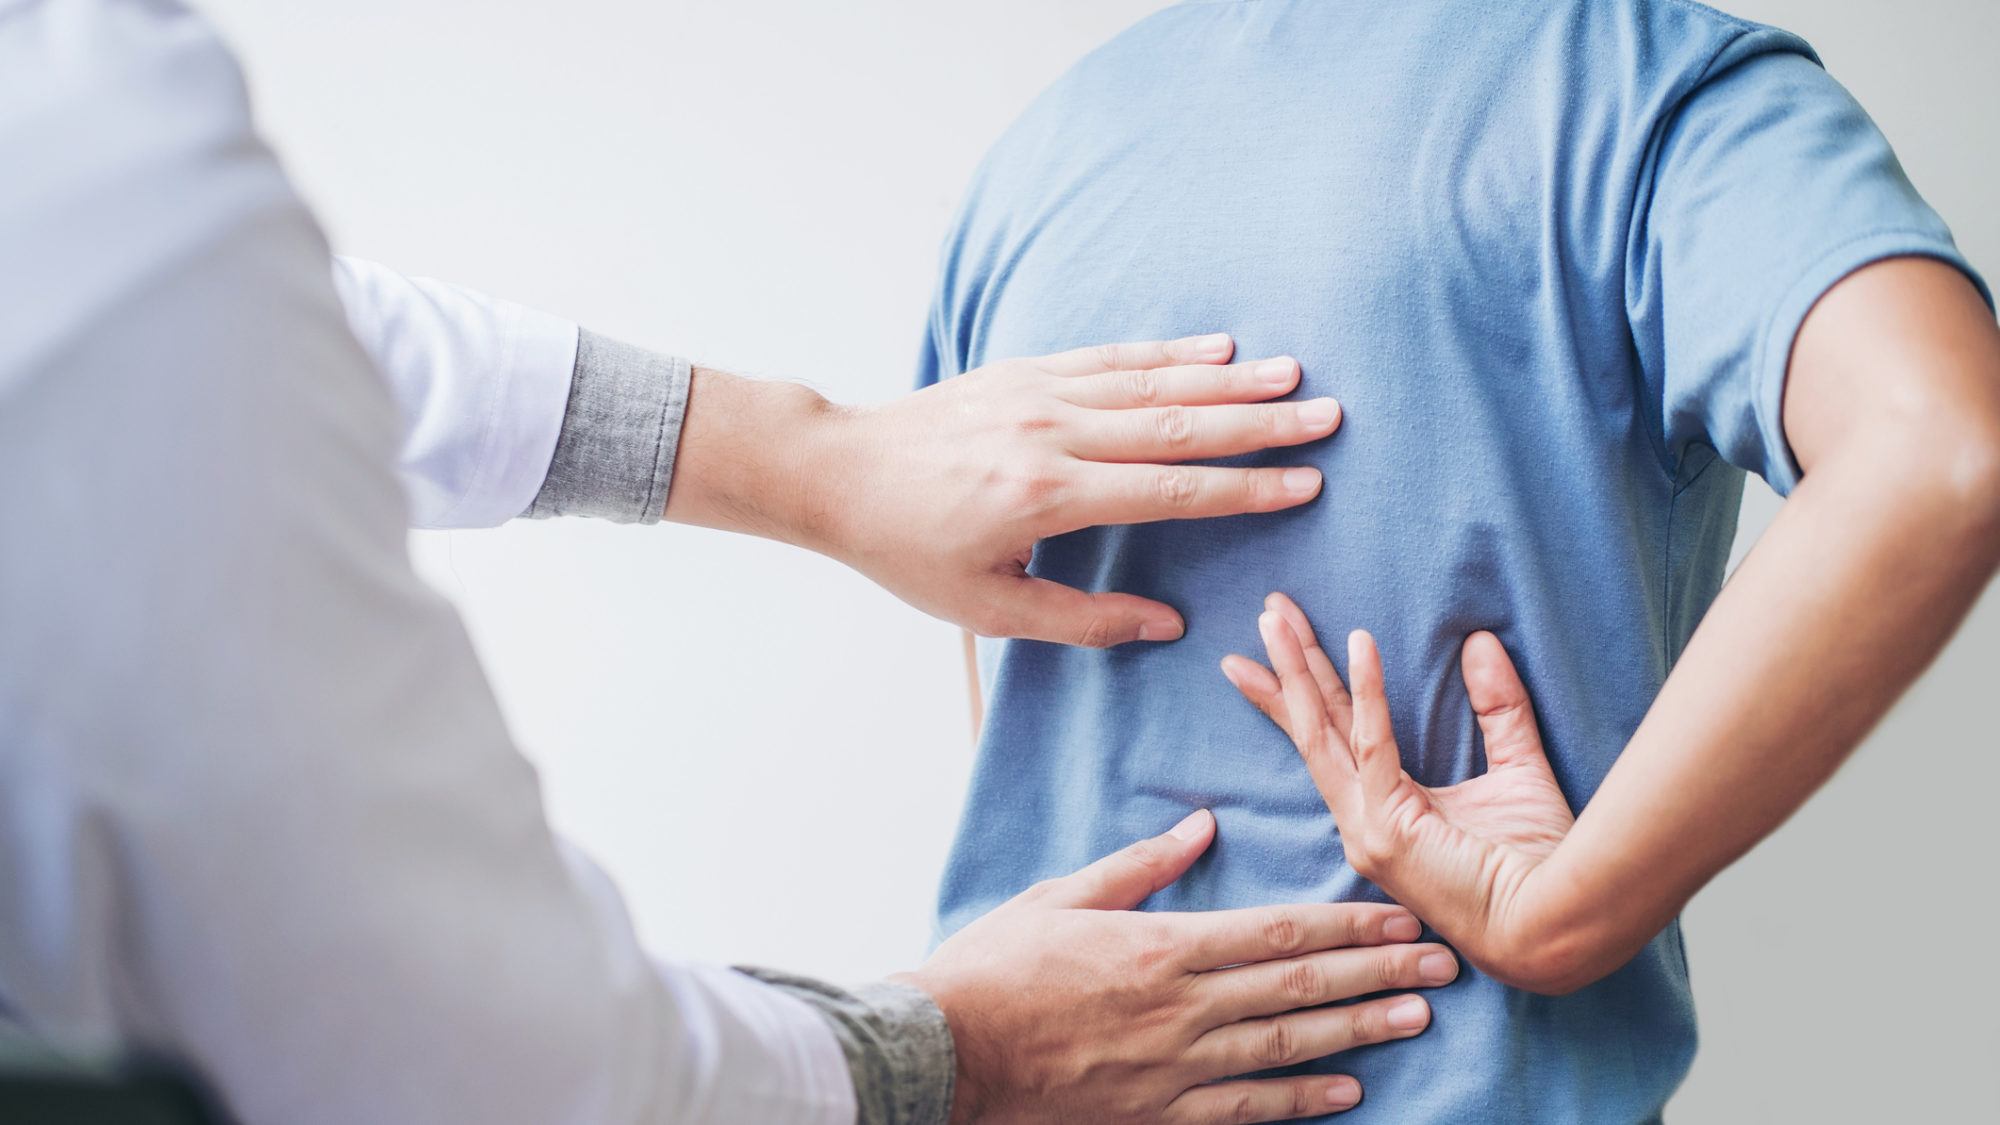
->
[1626, 33, 1991, 494]
[915, 274, 967, 391]
[915, 316, 949, 391]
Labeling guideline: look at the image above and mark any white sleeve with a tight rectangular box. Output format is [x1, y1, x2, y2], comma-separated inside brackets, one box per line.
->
[0, 3, 855, 1123]
[329, 256, 579, 529]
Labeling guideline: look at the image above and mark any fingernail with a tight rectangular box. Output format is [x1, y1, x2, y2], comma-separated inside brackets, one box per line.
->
[1138, 617, 1184, 642]
[1420, 952, 1459, 984]
[1167, 809, 1210, 841]
[1255, 358, 1297, 386]
[1387, 996, 1429, 1031]
[1383, 914, 1421, 943]
[1326, 1077, 1361, 1108]
[1296, 397, 1340, 428]
[1282, 467, 1321, 495]
[1188, 332, 1232, 359]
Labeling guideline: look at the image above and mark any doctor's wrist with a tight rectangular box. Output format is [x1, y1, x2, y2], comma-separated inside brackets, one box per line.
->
[738, 967, 956, 1125]
[662, 365, 848, 545]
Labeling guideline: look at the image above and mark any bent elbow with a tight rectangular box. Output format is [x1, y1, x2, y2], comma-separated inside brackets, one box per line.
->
[1960, 425, 2000, 544]
[1921, 417, 2000, 551]
[1487, 953, 1595, 998]
[1506, 961, 1602, 998]
[1868, 396, 2000, 551]
[1482, 926, 1623, 997]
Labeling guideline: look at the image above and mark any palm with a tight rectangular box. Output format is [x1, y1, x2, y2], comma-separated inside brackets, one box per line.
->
[1428, 758, 1573, 862]
[1224, 593, 1577, 958]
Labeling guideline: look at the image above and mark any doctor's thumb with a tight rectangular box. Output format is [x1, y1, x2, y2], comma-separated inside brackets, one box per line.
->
[1034, 809, 1215, 911]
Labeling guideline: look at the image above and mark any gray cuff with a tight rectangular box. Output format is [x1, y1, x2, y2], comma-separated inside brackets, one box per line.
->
[523, 329, 689, 522]
[736, 967, 955, 1125]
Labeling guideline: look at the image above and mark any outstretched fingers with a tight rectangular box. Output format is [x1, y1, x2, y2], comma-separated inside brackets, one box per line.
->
[1265, 593, 1354, 738]
[1225, 594, 1356, 742]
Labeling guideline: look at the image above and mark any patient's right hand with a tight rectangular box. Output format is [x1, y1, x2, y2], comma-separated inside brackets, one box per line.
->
[900, 809, 1458, 1124]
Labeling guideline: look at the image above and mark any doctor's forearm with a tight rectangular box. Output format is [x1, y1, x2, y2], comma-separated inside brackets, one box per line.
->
[517, 330, 835, 536]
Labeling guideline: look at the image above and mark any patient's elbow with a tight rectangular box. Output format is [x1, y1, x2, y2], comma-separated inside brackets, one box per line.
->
[1488, 954, 1594, 998]
[1957, 424, 2000, 543]
[1881, 396, 2000, 547]
[1483, 926, 1621, 997]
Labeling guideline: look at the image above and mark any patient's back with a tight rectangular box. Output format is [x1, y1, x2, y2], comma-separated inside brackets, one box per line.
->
[919, 2, 1969, 1120]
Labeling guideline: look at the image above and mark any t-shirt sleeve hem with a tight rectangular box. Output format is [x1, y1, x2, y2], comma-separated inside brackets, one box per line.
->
[1752, 230, 1993, 496]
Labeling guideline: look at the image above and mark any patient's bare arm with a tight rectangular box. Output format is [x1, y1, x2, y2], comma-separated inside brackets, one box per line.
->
[1228, 257, 2000, 994]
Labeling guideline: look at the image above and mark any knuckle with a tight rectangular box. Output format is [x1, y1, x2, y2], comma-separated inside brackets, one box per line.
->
[1224, 1090, 1260, 1125]
[966, 602, 1014, 639]
[1077, 615, 1117, 649]
[1005, 470, 1064, 516]
[1123, 839, 1171, 879]
[1013, 411, 1060, 437]
[1261, 910, 1307, 957]
[1347, 1003, 1385, 1045]
[1243, 468, 1278, 509]
[1374, 951, 1407, 991]
[1021, 877, 1062, 901]
[1155, 404, 1196, 449]
[1257, 1020, 1298, 1067]
[1280, 958, 1324, 1005]
[1125, 367, 1163, 406]
[1261, 403, 1291, 438]
[1292, 1081, 1317, 1117]
[1093, 343, 1124, 371]
[1134, 917, 1179, 968]
[1338, 907, 1373, 948]
[1156, 467, 1202, 510]
[1217, 363, 1250, 396]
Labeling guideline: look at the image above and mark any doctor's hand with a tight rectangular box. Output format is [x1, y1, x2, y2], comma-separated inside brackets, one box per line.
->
[1223, 594, 1577, 992]
[666, 335, 1339, 647]
[901, 809, 1456, 1124]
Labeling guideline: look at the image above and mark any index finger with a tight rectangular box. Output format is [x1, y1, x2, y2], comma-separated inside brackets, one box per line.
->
[1053, 463, 1323, 532]
[1165, 901, 1423, 970]
[1035, 333, 1234, 376]
[1055, 357, 1300, 408]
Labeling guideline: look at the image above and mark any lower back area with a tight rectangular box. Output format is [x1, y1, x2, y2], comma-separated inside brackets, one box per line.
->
[925, 1, 1759, 1118]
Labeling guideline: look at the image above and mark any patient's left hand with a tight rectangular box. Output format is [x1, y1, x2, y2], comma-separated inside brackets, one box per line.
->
[1222, 594, 1575, 987]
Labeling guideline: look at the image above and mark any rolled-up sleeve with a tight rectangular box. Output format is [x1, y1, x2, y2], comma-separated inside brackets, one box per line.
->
[1, 3, 863, 1122]
[524, 329, 692, 523]
[330, 257, 579, 528]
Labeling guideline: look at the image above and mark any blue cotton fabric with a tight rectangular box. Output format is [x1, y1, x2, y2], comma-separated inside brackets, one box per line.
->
[917, 2, 1986, 1121]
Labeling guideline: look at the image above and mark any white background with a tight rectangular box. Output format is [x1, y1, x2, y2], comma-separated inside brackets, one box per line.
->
[198, 1, 1997, 1119]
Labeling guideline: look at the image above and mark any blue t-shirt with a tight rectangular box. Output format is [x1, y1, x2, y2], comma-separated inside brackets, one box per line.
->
[917, 2, 1985, 1121]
